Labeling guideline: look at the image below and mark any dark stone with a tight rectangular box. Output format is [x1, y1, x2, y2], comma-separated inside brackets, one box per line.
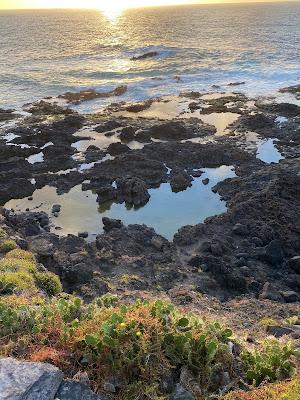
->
[280, 290, 299, 303]
[116, 176, 150, 206]
[119, 126, 136, 141]
[202, 178, 209, 185]
[56, 381, 104, 400]
[107, 142, 130, 156]
[78, 232, 89, 238]
[266, 325, 294, 338]
[102, 217, 124, 233]
[288, 256, 300, 274]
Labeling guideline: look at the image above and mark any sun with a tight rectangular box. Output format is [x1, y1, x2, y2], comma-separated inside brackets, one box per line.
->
[98, 0, 126, 21]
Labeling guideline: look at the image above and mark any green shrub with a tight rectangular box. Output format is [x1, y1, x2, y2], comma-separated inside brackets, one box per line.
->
[0, 239, 17, 253]
[0, 272, 37, 295]
[34, 271, 62, 296]
[0, 228, 7, 239]
[241, 339, 299, 386]
[0, 258, 37, 274]
[6, 249, 35, 262]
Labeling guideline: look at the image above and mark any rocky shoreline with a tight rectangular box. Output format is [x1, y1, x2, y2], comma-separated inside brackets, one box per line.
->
[0, 84, 300, 400]
[0, 85, 299, 303]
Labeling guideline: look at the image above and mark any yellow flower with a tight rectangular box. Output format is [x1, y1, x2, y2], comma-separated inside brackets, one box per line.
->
[136, 331, 142, 337]
[120, 322, 126, 328]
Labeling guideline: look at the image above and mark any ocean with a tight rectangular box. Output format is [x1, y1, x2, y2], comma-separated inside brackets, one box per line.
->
[0, 2, 299, 111]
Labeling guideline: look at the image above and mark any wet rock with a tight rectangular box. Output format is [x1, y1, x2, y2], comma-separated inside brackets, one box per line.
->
[170, 170, 193, 192]
[279, 84, 300, 94]
[96, 185, 117, 204]
[236, 113, 275, 132]
[258, 102, 300, 118]
[119, 126, 136, 141]
[107, 142, 130, 156]
[58, 86, 127, 104]
[0, 357, 63, 400]
[228, 81, 245, 86]
[85, 146, 105, 163]
[116, 176, 150, 206]
[102, 217, 124, 233]
[134, 130, 152, 142]
[78, 232, 89, 238]
[56, 381, 103, 400]
[288, 256, 300, 274]
[52, 204, 61, 214]
[27, 100, 74, 115]
[170, 384, 195, 400]
[94, 120, 122, 133]
[131, 51, 158, 61]
[125, 99, 153, 113]
[0, 108, 19, 122]
[266, 325, 294, 337]
[202, 177, 209, 185]
[0, 178, 34, 204]
[148, 121, 195, 141]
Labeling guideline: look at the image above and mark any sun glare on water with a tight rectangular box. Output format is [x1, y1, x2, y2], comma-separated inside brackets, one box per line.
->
[99, 1, 125, 21]
[96, 0, 129, 21]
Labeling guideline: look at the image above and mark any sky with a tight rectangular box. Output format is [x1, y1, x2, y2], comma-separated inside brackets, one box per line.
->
[0, 0, 295, 9]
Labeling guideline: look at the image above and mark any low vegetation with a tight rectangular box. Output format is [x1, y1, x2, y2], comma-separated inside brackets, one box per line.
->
[0, 248, 62, 296]
[223, 375, 300, 400]
[0, 247, 299, 399]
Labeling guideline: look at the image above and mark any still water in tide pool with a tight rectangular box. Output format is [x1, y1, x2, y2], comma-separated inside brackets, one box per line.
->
[5, 165, 236, 240]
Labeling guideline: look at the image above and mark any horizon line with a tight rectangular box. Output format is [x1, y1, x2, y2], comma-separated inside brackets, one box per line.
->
[1, 0, 299, 11]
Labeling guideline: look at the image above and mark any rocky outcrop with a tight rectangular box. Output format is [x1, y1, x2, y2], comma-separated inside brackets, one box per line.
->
[0, 358, 105, 400]
[116, 176, 150, 206]
[0, 358, 63, 400]
[58, 86, 127, 104]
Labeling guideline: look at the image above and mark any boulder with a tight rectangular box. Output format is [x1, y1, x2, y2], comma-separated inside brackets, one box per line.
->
[56, 381, 103, 400]
[102, 217, 124, 233]
[170, 170, 193, 192]
[116, 177, 150, 206]
[107, 142, 130, 156]
[288, 256, 300, 274]
[266, 325, 294, 338]
[0, 357, 63, 400]
[119, 127, 135, 141]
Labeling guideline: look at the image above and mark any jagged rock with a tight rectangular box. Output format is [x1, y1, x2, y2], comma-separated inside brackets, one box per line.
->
[78, 232, 89, 238]
[119, 126, 136, 141]
[131, 51, 158, 61]
[116, 176, 150, 206]
[56, 381, 103, 400]
[107, 142, 130, 156]
[102, 217, 124, 233]
[0, 358, 63, 400]
[170, 170, 193, 192]
[96, 185, 117, 204]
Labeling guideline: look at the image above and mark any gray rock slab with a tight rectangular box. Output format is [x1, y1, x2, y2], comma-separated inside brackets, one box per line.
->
[55, 381, 104, 400]
[0, 358, 63, 400]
